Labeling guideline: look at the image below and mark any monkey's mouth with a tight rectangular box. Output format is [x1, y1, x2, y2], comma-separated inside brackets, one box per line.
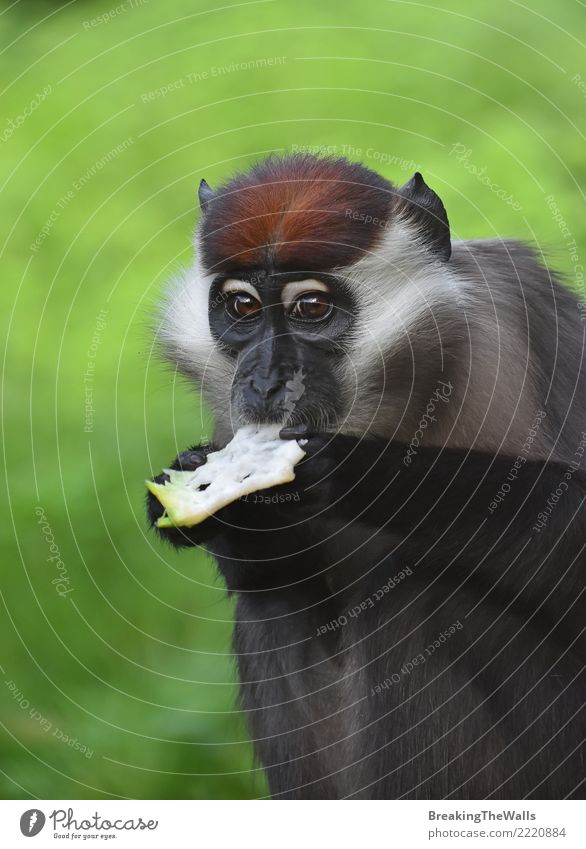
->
[234, 397, 337, 432]
[235, 401, 300, 427]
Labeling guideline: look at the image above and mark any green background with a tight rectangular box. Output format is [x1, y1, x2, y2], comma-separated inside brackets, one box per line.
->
[1, 0, 585, 799]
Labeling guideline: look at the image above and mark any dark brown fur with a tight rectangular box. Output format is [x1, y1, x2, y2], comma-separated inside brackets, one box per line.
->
[199, 155, 394, 273]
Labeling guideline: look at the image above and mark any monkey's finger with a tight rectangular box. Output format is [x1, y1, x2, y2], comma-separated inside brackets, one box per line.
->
[174, 449, 209, 471]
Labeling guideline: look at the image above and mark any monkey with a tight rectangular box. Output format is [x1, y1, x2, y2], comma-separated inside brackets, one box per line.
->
[147, 154, 585, 799]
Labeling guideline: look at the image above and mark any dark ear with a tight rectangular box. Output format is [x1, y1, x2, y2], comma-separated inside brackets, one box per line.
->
[395, 172, 451, 261]
[198, 179, 214, 212]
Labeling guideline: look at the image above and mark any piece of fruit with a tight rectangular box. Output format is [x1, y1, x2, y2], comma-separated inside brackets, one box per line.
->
[147, 425, 307, 528]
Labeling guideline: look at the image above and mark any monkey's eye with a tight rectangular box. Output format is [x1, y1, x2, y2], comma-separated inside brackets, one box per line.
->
[225, 292, 262, 320]
[289, 292, 333, 321]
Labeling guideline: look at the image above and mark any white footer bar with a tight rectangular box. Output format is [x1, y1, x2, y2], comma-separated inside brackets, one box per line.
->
[0, 799, 583, 848]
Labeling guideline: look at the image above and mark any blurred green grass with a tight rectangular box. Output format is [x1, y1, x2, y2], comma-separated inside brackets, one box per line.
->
[1, 0, 585, 799]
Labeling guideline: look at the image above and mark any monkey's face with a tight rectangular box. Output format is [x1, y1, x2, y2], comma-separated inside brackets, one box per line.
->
[207, 269, 355, 428]
[159, 154, 454, 440]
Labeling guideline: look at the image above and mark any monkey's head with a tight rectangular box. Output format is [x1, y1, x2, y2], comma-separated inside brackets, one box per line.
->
[158, 154, 457, 443]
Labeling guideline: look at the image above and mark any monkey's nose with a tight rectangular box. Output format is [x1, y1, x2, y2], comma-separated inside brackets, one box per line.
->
[249, 375, 284, 399]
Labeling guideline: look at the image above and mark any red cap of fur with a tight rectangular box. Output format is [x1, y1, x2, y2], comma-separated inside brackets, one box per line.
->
[199, 155, 394, 274]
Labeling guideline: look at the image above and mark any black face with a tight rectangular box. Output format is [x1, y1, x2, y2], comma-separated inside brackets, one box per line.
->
[208, 270, 356, 426]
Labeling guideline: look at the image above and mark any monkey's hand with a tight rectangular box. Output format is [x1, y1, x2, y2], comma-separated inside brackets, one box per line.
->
[146, 445, 220, 548]
[278, 426, 348, 498]
[147, 430, 344, 546]
[279, 427, 397, 516]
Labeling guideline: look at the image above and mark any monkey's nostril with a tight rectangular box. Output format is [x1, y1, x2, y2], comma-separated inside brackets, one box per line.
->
[250, 376, 283, 399]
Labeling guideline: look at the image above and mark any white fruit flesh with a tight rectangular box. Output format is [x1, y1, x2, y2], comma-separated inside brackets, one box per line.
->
[147, 425, 306, 528]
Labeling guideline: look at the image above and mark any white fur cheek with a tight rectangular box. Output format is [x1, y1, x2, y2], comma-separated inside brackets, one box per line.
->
[337, 222, 468, 373]
[156, 258, 235, 391]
